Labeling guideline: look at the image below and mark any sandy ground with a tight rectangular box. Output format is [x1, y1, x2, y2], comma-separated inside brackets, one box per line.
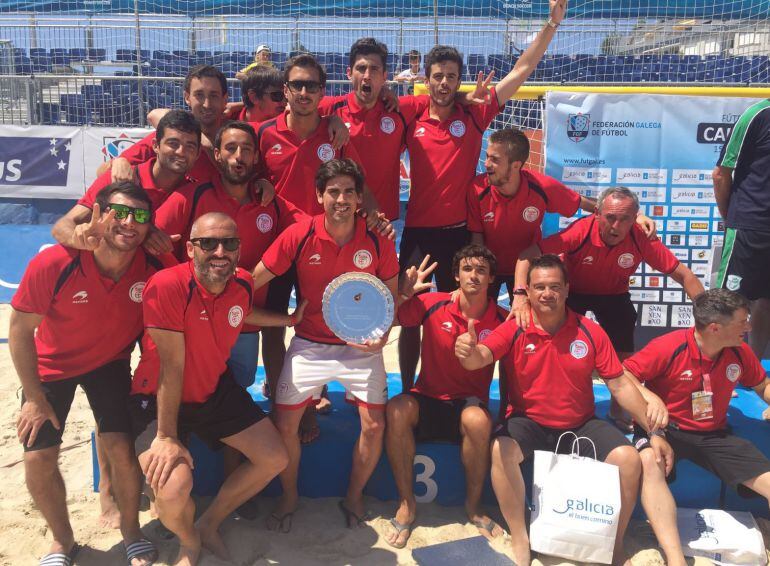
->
[1, 303, 768, 566]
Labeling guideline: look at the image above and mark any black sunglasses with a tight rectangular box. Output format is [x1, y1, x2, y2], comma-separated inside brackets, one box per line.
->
[286, 80, 322, 94]
[190, 237, 241, 251]
[105, 203, 151, 224]
[265, 90, 286, 102]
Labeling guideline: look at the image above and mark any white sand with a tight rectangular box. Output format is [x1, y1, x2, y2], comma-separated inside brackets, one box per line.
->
[0, 304, 768, 565]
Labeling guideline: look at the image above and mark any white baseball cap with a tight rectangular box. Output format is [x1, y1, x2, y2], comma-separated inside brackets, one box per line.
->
[256, 44, 271, 54]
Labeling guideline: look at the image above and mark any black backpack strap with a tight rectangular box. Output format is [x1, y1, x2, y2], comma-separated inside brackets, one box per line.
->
[52, 254, 82, 299]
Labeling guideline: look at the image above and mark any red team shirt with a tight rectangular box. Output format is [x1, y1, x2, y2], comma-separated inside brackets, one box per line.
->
[254, 112, 366, 214]
[11, 245, 172, 381]
[261, 214, 400, 344]
[154, 177, 306, 329]
[318, 93, 419, 220]
[624, 328, 765, 431]
[398, 293, 508, 402]
[403, 88, 501, 228]
[482, 310, 624, 428]
[467, 170, 581, 275]
[131, 262, 254, 403]
[117, 131, 219, 184]
[78, 158, 194, 213]
[539, 215, 680, 295]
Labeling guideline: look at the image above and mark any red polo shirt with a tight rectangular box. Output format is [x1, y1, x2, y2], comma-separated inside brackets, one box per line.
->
[482, 309, 624, 428]
[154, 176, 306, 330]
[403, 88, 501, 228]
[11, 245, 173, 381]
[253, 112, 366, 214]
[261, 214, 400, 344]
[398, 292, 508, 402]
[319, 93, 418, 220]
[117, 131, 218, 184]
[624, 328, 765, 431]
[467, 170, 581, 275]
[131, 262, 254, 403]
[539, 215, 680, 295]
[78, 158, 194, 213]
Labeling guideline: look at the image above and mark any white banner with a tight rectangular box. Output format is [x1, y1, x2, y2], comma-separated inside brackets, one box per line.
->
[0, 125, 152, 199]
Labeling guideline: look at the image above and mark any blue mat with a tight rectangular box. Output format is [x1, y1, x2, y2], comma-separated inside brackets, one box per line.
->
[412, 536, 513, 565]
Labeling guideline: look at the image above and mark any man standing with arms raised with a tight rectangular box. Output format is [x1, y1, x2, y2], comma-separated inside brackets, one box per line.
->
[398, 0, 568, 389]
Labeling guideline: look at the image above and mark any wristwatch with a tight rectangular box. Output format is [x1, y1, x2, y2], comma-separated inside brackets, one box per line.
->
[546, 17, 560, 29]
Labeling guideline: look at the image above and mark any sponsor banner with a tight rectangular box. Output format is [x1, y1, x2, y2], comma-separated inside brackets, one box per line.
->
[0, 125, 152, 199]
[545, 92, 762, 337]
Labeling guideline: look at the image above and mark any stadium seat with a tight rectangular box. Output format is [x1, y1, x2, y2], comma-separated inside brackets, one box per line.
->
[29, 48, 45, 58]
[87, 93, 116, 124]
[31, 53, 52, 73]
[487, 54, 513, 76]
[68, 48, 86, 61]
[39, 103, 61, 125]
[59, 94, 88, 125]
[51, 48, 72, 66]
[271, 51, 287, 67]
[14, 57, 32, 74]
[85, 48, 106, 62]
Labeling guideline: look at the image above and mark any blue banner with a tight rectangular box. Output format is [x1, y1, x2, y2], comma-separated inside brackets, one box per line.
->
[544, 91, 762, 334]
[0, 137, 71, 187]
[0, 0, 766, 18]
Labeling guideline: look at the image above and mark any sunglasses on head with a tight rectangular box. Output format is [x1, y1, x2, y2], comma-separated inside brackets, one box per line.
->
[286, 80, 322, 94]
[106, 203, 151, 224]
[190, 237, 241, 252]
[265, 90, 286, 102]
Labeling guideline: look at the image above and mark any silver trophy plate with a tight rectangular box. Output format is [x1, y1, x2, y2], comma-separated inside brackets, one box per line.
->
[322, 272, 394, 343]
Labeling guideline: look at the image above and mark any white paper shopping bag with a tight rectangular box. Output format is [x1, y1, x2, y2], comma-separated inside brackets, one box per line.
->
[529, 432, 622, 564]
[677, 508, 767, 566]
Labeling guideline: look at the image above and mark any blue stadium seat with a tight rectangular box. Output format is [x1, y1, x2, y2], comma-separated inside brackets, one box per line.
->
[30, 48, 46, 58]
[51, 49, 72, 66]
[14, 57, 32, 74]
[81, 84, 104, 98]
[59, 94, 88, 125]
[153, 50, 173, 61]
[384, 52, 397, 71]
[116, 49, 150, 62]
[86, 48, 106, 62]
[271, 51, 287, 68]
[31, 54, 52, 73]
[87, 93, 115, 124]
[69, 48, 86, 61]
[40, 103, 61, 125]
[488, 54, 513, 76]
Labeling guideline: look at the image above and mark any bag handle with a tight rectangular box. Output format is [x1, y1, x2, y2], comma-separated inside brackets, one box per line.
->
[554, 431, 579, 454]
[570, 436, 598, 460]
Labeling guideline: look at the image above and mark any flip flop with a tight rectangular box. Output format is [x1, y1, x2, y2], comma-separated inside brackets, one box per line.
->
[39, 543, 80, 566]
[385, 517, 413, 549]
[472, 517, 501, 537]
[266, 511, 294, 534]
[124, 538, 157, 565]
[338, 500, 373, 528]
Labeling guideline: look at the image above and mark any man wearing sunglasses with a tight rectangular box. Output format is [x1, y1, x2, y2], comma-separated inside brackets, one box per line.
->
[53, 110, 202, 257]
[251, 159, 399, 532]
[11, 182, 171, 566]
[130, 212, 299, 564]
[232, 66, 286, 123]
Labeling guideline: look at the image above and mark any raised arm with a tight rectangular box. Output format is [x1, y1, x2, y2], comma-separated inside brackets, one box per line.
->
[454, 320, 495, 370]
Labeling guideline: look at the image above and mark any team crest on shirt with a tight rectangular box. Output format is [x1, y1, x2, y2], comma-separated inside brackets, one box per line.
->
[256, 213, 273, 233]
[316, 143, 335, 162]
[353, 250, 373, 269]
[725, 363, 741, 382]
[617, 253, 635, 269]
[522, 206, 540, 222]
[726, 274, 742, 291]
[570, 339, 589, 359]
[380, 117, 396, 134]
[129, 281, 146, 303]
[228, 305, 244, 328]
[449, 120, 466, 137]
[478, 329, 491, 341]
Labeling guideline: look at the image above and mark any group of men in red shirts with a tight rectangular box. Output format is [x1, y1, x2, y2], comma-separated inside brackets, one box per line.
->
[10, 0, 770, 564]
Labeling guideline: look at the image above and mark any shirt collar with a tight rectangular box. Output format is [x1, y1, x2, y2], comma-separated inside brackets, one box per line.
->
[138, 158, 160, 191]
[312, 213, 365, 244]
[524, 307, 578, 338]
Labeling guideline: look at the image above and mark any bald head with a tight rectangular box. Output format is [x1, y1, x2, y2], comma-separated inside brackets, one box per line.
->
[190, 212, 238, 239]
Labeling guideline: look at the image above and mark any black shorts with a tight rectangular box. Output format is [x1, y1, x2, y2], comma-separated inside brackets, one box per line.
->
[22, 359, 132, 452]
[655, 426, 770, 497]
[717, 228, 770, 300]
[495, 415, 631, 462]
[399, 225, 469, 292]
[407, 391, 488, 443]
[265, 264, 298, 313]
[567, 292, 637, 353]
[129, 370, 266, 452]
[489, 274, 516, 304]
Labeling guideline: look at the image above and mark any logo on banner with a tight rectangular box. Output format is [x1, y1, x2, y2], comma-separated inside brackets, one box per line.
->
[0, 137, 71, 185]
[256, 213, 273, 233]
[567, 113, 590, 142]
[380, 117, 396, 134]
[101, 132, 141, 161]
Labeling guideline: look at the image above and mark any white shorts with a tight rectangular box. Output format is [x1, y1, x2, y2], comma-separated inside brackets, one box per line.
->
[275, 336, 388, 410]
